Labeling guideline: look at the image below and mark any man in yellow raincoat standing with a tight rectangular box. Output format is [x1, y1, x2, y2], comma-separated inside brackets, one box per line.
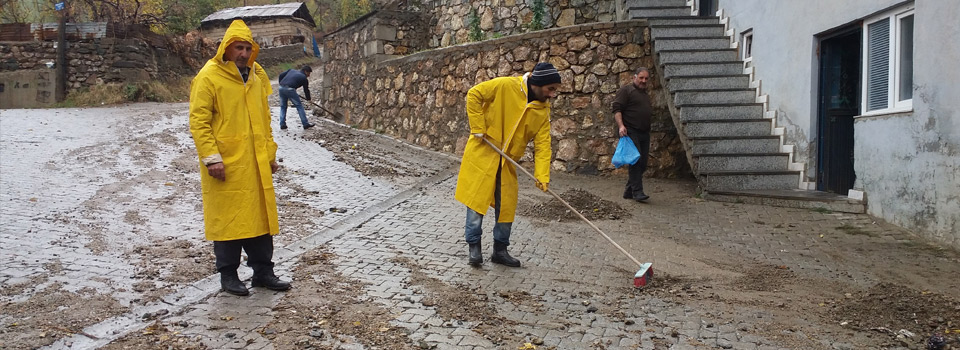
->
[455, 62, 562, 268]
[189, 20, 290, 296]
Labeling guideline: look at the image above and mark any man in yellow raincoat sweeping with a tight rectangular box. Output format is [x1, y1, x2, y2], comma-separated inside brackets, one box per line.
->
[189, 20, 290, 296]
[455, 62, 562, 268]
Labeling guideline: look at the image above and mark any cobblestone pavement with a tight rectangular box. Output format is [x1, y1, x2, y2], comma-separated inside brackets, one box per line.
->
[1, 102, 958, 350]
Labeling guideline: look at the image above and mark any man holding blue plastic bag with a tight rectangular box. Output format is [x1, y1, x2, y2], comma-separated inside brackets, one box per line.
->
[612, 67, 652, 201]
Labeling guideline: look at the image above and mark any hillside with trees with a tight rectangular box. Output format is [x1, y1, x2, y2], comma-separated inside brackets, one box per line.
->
[0, 0, 379, 35]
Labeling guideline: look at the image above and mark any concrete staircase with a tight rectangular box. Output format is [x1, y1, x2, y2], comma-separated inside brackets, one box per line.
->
[626, 0, 865, 213]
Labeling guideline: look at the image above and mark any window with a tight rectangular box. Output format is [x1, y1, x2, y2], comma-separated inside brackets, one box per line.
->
[741, 29, 753, 60]
[862, 7, 914, 115]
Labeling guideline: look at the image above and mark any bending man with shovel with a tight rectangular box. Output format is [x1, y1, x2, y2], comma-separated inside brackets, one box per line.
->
[454, 62, 561, 268]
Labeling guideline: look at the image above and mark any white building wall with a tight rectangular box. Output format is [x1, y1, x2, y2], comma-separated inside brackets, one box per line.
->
[717, 0, 959, 246]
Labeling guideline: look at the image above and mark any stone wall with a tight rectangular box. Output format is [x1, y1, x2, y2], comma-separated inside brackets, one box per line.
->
[323, 20, 689, 177]
[0, 37, 194, 90]
[323, 10, 432, 59]
[418, 0, 620, 48]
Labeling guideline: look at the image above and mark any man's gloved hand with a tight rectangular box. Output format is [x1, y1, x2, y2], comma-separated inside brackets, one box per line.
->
[535, 181, 549, 192]
[472, 133, 484, 139]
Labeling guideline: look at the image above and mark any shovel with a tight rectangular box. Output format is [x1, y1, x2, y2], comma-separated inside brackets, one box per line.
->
[480, 137, 654, 288]
[299, 95, 344, 121]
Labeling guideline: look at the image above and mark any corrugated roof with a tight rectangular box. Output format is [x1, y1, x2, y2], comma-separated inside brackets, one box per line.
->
[201, 2, 315, 27]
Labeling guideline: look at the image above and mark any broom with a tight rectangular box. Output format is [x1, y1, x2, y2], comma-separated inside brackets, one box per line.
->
[480, 137, 653, 288]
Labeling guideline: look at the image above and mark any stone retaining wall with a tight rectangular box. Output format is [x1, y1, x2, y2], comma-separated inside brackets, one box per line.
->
[419, 0, 619, 48]
[322, 20, 689, 177]
[0, 37, 195, 89]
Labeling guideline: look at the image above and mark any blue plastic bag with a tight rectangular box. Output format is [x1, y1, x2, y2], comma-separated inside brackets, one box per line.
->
[611, 136, 641, 168]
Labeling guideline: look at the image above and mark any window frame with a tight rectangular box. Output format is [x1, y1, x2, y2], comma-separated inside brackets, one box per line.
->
[741, 29, 753, 60]
[860, 6, 915, 117]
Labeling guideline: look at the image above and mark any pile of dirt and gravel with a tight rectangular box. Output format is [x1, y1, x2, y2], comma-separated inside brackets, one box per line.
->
[733, 264, 797, 292]
[517, 188, 630, 221]
[825, 283, 960, 346]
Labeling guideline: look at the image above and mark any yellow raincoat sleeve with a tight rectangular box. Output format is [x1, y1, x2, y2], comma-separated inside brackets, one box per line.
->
[533, 117, 551, 184]
[188, 75, 221, 165]
[465, 80, 497, 135]
[254, 63, 278, 161]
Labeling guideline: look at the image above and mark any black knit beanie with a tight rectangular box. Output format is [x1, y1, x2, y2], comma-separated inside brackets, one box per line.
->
[529, 62, 561, 86]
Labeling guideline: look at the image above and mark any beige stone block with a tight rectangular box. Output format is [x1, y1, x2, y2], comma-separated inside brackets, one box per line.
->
[557, 9, 576, 27]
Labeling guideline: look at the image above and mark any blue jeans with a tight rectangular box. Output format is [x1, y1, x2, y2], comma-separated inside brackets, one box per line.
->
[464, 164, 512, 245]
[278, 86, 309, 127]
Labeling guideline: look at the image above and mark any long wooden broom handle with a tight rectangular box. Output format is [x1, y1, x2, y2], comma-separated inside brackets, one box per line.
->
[480, 137, 644, 268]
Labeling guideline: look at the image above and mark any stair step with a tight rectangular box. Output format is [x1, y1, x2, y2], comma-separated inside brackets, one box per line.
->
[663, 61, 743, 77]
[675, 89, 755, 105]
[695, 153, 789, 172]
[626, 0, 688, 7]
[651, 25, 726, 38]
[658, 49, 739, 63]
[655, 37, 731, 51]
[699, 171, 801, 191]
[667, 75, 751, 90]
[648, 17, 719, 26]
[680, 103, 765, 120]
[628, 7, 693, 18]
[706, 190, 865, 213]
[684, 119, 771, 137]
[691, 136, 783, 154]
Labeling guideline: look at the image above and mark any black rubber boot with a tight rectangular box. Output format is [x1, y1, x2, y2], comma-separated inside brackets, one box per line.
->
[246, 234, 290, 291]
[251, 272, 291, 291]
[220, 271, 249, 296]
[490, 242, 521, 267]
[468, 242, 483, 267]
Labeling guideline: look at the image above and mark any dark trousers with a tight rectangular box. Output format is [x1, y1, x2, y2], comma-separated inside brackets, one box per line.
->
[213, 234, 275, 276]
[626, 129, 651, 195]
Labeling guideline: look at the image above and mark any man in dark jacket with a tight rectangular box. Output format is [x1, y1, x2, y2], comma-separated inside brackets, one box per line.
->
[278, 65, 315, 130]
[612, 67, 652, 201]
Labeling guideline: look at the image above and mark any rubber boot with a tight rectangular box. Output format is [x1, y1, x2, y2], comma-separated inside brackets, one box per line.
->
[252, 272, 291, 291]
[490, 242, 521, 267]
[468, 242, 483, 267]
[247, 234, 291, 291]
[220, 271, 249, 296]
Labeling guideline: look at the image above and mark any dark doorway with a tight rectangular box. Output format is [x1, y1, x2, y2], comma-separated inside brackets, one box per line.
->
[698, 0, 718, 16]
[817, 27, 860, 195]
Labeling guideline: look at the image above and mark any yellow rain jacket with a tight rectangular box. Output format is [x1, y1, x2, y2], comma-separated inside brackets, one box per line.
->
[455, 74, 552, 223]
[189, 20, 279, 241]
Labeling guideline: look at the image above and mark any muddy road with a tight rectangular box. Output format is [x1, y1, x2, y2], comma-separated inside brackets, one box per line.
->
[1, 101, 959, 350]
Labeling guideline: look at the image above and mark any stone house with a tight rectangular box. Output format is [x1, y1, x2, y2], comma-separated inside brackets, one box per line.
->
[200, 2, 316, 51]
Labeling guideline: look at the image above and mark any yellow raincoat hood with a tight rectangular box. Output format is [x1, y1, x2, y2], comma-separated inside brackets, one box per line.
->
[189, 19, 279, 241]
[215, 20, 260, 68]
